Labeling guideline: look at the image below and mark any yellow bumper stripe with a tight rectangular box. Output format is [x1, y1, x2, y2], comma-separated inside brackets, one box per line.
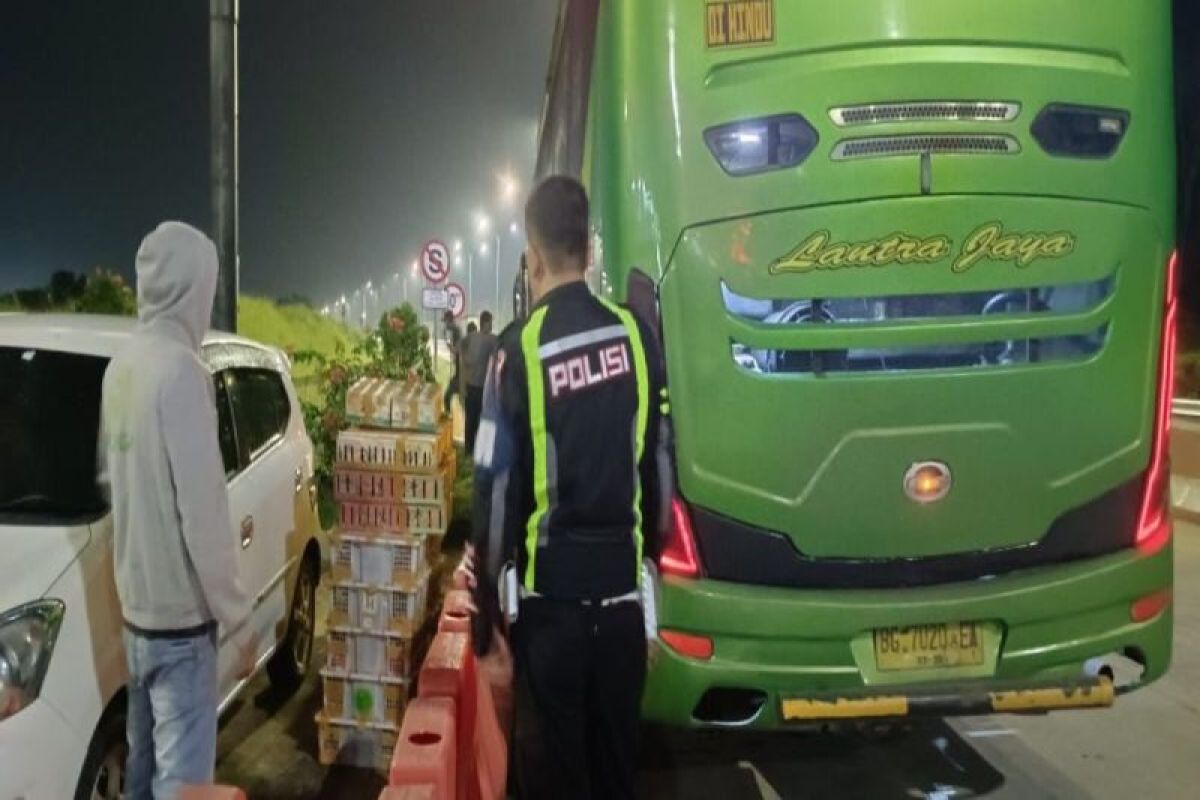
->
[781, 696, 909, 721]
[990, 678, 1114, 713]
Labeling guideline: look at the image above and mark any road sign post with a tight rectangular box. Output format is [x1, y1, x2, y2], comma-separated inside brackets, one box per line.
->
[423, 286, 449, 366]
[444, 283, 465, 320]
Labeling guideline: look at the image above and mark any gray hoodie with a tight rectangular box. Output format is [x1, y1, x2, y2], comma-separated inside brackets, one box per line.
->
[100, 221, 251, 634]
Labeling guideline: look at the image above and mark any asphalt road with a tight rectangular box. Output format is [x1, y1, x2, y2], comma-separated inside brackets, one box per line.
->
[216, 524, 1200, 799]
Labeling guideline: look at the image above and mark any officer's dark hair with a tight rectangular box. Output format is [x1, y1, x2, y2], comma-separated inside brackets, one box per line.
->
[480, 310, 493, 329]
[525, 176, 588, 273]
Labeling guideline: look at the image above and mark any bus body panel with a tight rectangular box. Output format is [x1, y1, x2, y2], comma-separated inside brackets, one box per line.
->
[662, 198, 1165, 558]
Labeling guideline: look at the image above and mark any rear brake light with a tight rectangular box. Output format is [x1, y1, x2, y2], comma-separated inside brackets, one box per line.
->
[1130, 588, 1172, 623]
[659, 629, 714, 660]
[660, 498, 701, 578]
[1136, 250, 1178, 547]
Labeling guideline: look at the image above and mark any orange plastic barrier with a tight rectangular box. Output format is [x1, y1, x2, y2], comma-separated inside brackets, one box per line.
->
[378, 785, 436, 799]
[420, 632, 478, 799]
[472, 665, 508, 800]
[179, 787, 247, 800]
[389, 696, 457, 800]
[438, 590, 472, 634]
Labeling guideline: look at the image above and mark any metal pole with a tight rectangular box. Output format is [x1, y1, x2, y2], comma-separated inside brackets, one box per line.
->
[209, 0, 238, 332]
[467, 252, 474, 319]
[494, 234, 501, 322]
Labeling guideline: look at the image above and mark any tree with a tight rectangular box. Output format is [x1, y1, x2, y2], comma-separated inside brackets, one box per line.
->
[75, 269, 136, 316]
[49, 270, 86, 306]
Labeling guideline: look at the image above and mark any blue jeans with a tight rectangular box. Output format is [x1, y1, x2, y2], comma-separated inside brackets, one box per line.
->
[122, 628, 218, 800]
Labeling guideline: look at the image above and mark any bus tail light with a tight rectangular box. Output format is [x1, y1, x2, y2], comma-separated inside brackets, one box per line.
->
[659, 629, 714, 660]
[1136, 250, 1178, 549]
[660, 498, 702, 578]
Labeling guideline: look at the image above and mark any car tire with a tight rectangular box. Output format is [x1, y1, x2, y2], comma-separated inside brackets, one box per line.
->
[75, 706, 127, 800]
[267, 554, 318, 692]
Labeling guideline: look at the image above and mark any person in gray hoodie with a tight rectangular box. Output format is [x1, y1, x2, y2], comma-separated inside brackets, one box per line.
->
[99, 221, 254, 799]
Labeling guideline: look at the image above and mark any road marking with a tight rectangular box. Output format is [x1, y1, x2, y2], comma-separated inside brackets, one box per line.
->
[736, 761, 783, 800]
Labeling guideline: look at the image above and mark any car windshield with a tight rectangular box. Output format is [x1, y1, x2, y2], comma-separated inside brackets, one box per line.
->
[0, 345, 109, 523]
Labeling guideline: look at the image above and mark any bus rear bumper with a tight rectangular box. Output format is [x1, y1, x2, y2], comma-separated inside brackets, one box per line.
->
[643, 538, 1172, 728]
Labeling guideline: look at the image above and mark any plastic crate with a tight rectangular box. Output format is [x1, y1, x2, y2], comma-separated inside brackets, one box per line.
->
[331, 532, 425, 586]
[346, 378, 441, 432]
[335, 425, 452, 475]
[315, 711, 399, 773]
[339, 499, 450, 535]
[327, 626, 412, 678]
[328, 575, 429, 636]
[321, 668, 409, 725]
[334, 467, 451, 505]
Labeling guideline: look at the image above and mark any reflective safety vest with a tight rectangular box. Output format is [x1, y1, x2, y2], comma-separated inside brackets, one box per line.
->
[517, 293, 653, 597]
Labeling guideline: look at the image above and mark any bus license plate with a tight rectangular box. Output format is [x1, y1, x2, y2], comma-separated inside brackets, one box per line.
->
[873, 622, 984, 671]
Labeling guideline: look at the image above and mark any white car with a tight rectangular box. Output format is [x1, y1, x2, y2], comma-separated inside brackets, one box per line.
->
[0, 314, 323, 800]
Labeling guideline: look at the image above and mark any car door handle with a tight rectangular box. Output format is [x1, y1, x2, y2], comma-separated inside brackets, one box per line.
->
[241, 515, 254, 549]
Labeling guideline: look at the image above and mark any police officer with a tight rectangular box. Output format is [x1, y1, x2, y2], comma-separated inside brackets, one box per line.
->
[469, 176, 668, 799]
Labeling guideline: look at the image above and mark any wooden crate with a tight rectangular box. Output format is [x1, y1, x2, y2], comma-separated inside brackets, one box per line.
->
[339, 499, 451, 536]
[328, 575, 428, 636]
[331, 531, 426, 586]
[326, 626, 412, 678]
[335, 424, 452, 475]
[315, 711, 399, 773]
[321, 668, 409, 726]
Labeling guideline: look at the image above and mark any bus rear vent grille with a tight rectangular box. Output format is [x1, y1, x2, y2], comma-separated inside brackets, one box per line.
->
[832, 134, 1020, 161]
[830, 102, 1020, 127]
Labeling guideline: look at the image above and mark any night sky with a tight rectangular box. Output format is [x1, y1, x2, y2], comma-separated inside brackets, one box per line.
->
[2, 0, 556, 309]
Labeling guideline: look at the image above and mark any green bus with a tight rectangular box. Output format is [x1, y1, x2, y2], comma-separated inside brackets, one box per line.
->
[527, 0, 1176, 728]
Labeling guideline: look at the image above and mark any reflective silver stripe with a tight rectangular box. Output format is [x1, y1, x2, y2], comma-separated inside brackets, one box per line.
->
[539, 434, 559, 548]
[517, 586, 640, 606]
[486, 470, 510, 579]
[537, 325, 628, 358]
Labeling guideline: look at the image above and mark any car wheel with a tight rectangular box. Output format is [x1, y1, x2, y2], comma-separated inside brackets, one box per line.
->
[267, 555, 318, 692]
[75, 708, 127, 800]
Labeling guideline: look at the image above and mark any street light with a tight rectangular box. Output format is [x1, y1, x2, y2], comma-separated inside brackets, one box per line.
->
[476, 213, 492, 236]
[509, 222, 520, 235]
[499, 172, 520, 207]
[453, 239, 463, 253]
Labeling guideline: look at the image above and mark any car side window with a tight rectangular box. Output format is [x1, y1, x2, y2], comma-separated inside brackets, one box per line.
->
[226, 368, 291, 464]
[213, 372, 241, 479]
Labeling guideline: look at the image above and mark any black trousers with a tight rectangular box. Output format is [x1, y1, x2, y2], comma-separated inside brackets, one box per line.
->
[465, 384, 485, 453]
[511, 598, 646, 800]
[443, 368, 460, 414]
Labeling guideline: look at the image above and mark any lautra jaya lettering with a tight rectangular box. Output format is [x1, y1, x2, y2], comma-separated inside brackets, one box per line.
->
[769, 223, 1076, 275]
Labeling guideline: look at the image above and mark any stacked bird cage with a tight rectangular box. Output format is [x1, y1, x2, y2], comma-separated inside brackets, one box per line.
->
[316, 377, 455, 772]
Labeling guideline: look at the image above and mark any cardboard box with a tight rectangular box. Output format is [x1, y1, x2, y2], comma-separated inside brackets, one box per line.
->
[333, 466, 451, 505]
[339, 499, 450, 536]
[346, 378, 442, 432]
[326, 626, 412, 678]
[328, 574, 429, 636]
[335, 423, 452, 474]
[315, 711, 399, 773]
[331, 531, 426, 586]
[321, 668, 409, 726]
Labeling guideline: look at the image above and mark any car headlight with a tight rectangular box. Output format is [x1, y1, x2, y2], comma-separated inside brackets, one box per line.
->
[1031, 103, 1130, 158]
[704, 113, 819, 176]
[0, 599, 65, 721]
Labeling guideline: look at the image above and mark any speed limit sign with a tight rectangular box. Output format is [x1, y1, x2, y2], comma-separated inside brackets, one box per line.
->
[444, 282, 466, 319]
[420, 240, 450, 284]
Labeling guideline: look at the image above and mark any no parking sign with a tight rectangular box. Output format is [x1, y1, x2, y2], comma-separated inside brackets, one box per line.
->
[420, 240, 449, 284]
